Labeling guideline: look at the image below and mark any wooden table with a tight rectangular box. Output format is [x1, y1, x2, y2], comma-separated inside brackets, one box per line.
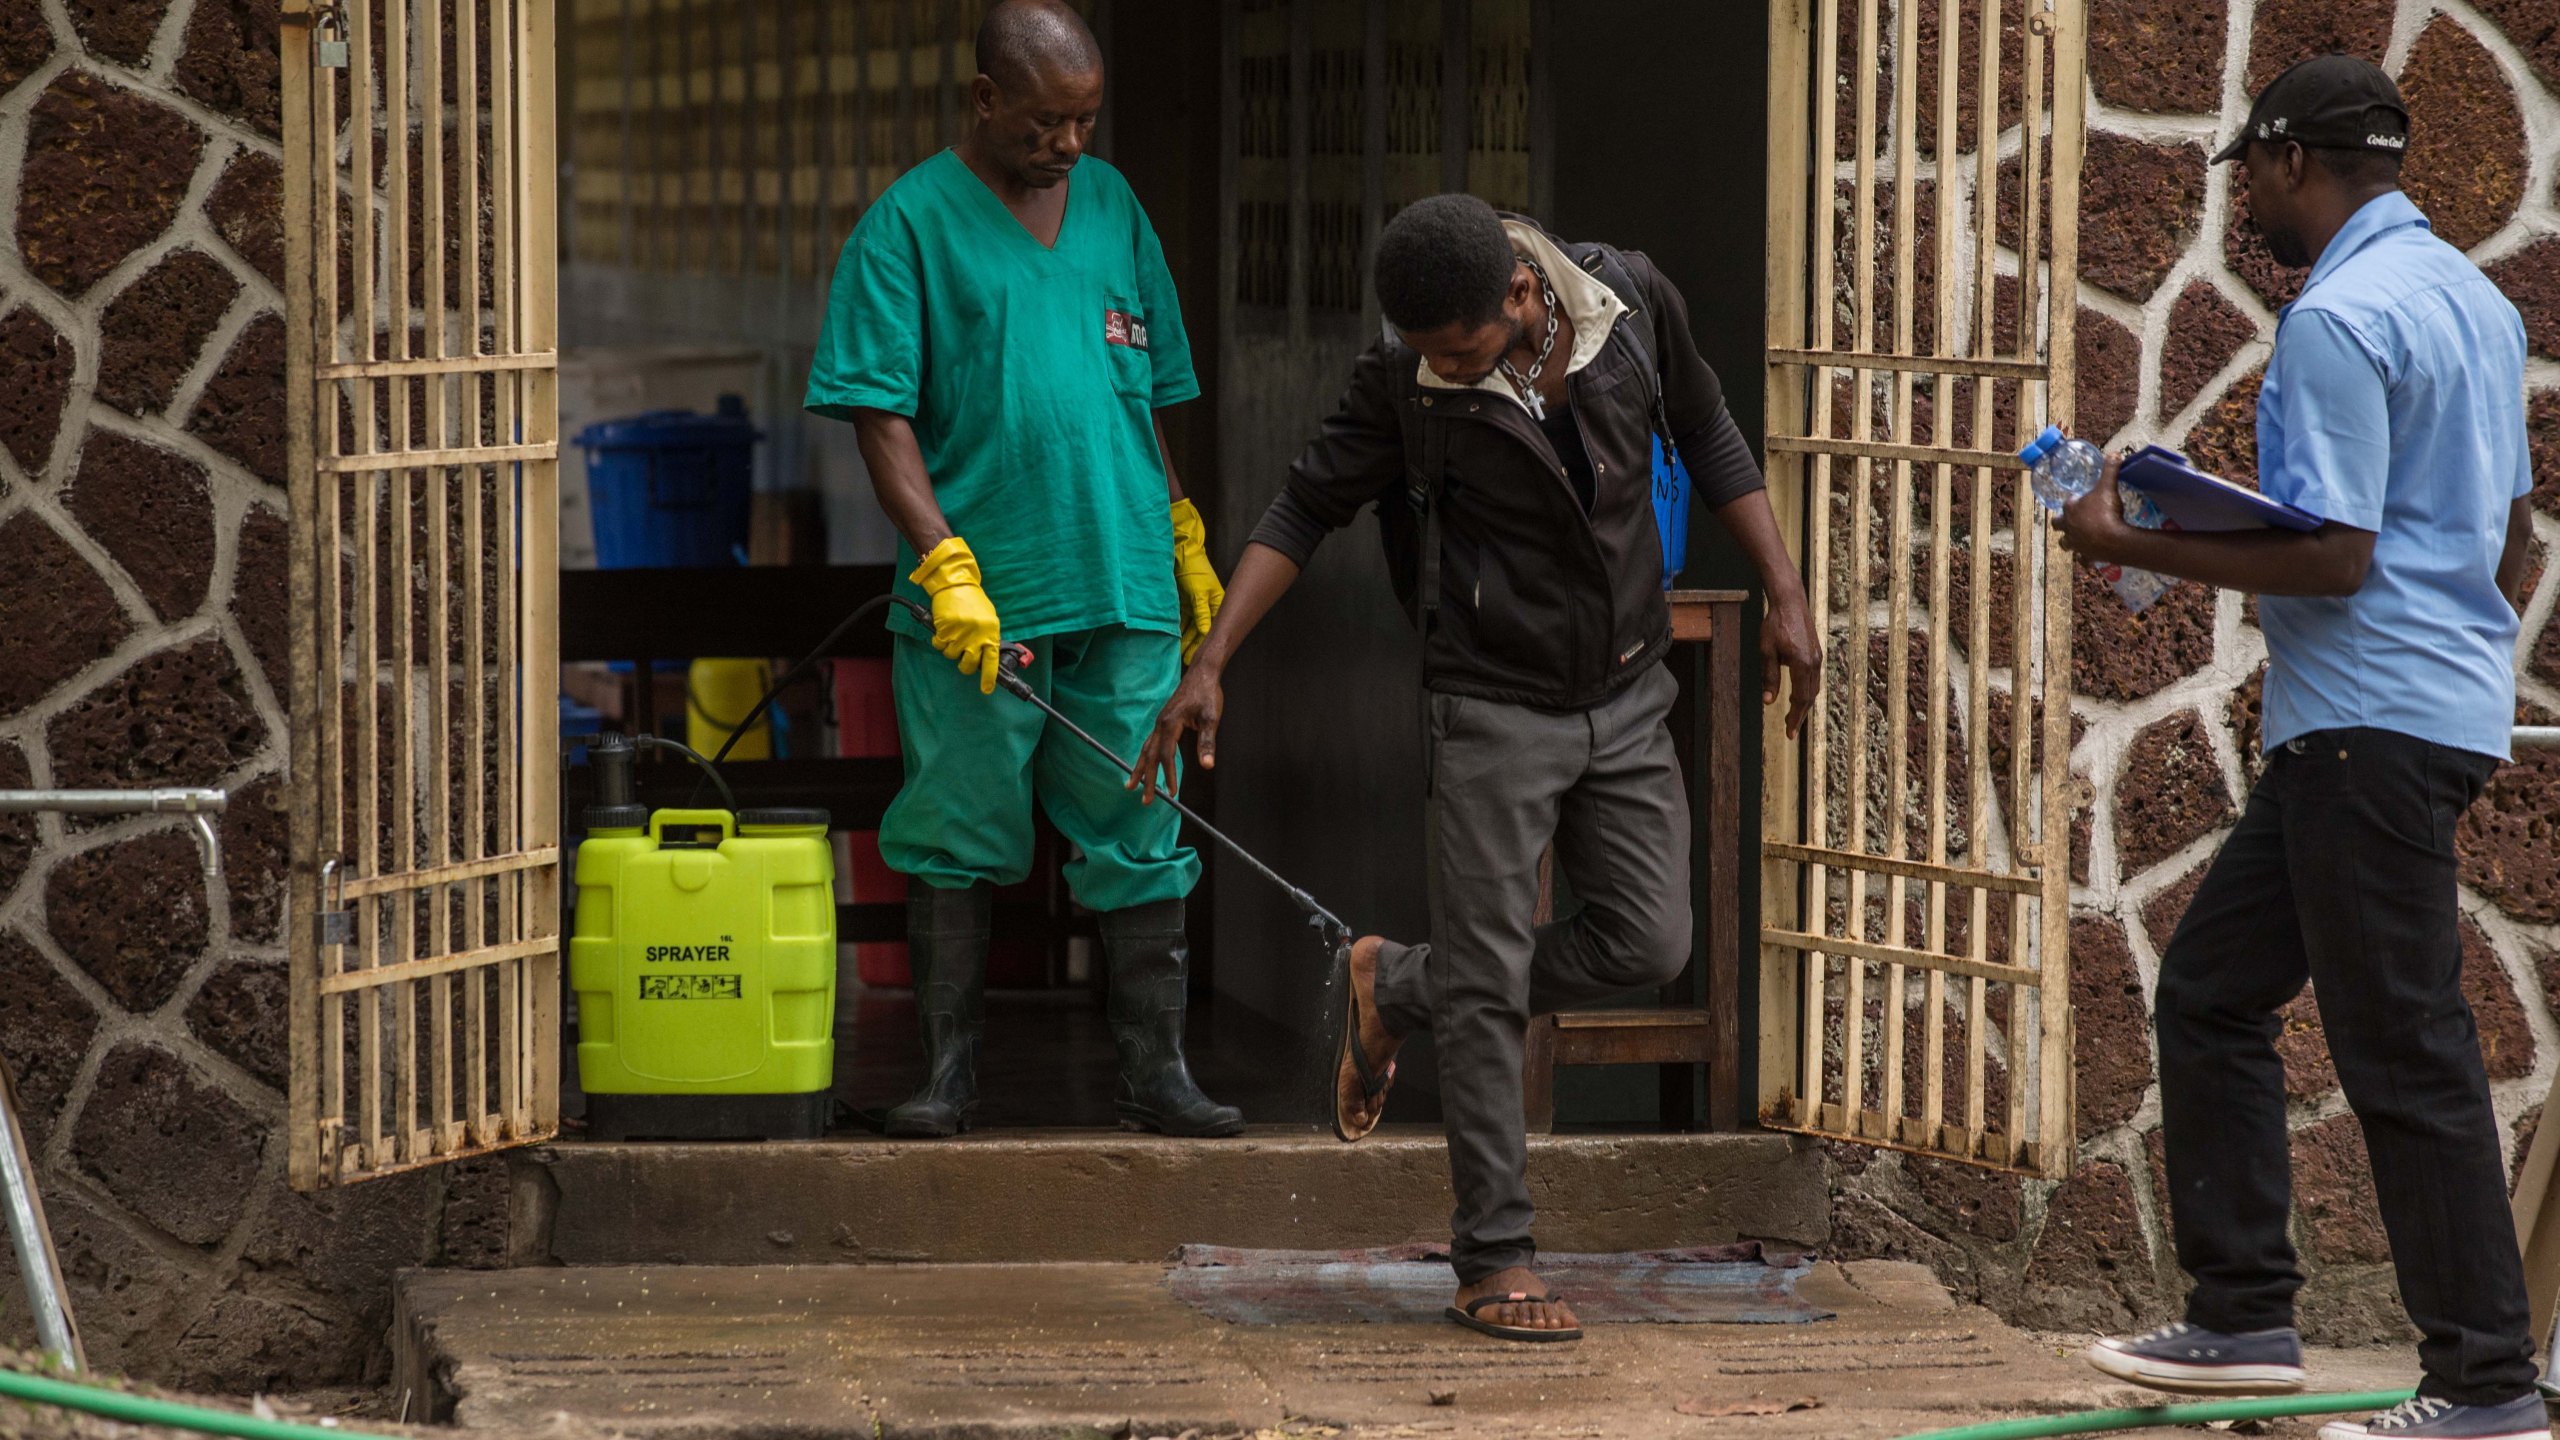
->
[1522, 589, 1747, 1132]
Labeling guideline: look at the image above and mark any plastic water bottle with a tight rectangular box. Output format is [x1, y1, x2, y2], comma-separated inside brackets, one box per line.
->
[2017, 425, 2177, 613]
[2019, 425, 2102, 512]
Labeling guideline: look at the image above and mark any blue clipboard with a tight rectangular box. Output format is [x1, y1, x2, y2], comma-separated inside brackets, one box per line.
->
[2117, 446, 2323, 533]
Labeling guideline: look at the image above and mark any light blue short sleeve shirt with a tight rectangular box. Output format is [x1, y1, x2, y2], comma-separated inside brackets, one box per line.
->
[2254, 191, 2529, 761]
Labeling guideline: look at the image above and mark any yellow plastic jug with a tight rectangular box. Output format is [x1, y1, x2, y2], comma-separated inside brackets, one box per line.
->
[686, 657, 773, 760]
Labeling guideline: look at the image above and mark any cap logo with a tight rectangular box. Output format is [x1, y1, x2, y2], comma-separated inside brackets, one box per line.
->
[2271, 116, 2288, 132]
[2366, 132, 2405, 149]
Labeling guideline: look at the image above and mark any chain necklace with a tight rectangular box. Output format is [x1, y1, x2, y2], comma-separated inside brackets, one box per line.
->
[1496, 260, 1561, 421]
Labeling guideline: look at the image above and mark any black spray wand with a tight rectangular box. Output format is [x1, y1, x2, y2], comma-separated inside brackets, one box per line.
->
[890, 596, 1352, 955]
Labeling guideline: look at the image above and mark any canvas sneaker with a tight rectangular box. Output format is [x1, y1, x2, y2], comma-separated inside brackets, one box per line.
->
[2317, 1394, 2552, 1440]
[2084, 1321, 2307, 1395]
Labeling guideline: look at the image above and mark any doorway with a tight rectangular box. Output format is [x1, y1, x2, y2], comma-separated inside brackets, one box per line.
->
[542, 0, 1774, 1133]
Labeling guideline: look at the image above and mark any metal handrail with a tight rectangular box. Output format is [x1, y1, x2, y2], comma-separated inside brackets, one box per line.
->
[0, 787, 225, 1373]
[0, 1067, 77, 1371]
[0, 787, 229, 813]
[0, 789, 227, 890]
[2518, 728, 2560, 750]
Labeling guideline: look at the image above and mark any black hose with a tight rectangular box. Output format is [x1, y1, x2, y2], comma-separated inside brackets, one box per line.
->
[685, 592, 903, 806]
[677, 587, 1353, 956]
[640, 735, 738, 812]
[988, 652, 1350, 951]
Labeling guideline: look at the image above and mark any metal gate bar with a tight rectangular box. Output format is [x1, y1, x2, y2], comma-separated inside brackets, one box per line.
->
[285, 0, 561, 1191]
[1760, 0, 2083, 1177]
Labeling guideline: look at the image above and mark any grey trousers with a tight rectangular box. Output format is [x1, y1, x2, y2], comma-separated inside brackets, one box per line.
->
[1373, 663, 1692, 1283]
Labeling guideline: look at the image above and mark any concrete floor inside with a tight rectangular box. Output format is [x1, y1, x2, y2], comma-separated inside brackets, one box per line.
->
[829, 986, 1329, 1131]
[394, 1258, 2427, 1439]
[599, 973, 1694, 1136]
[559, 979, 1357, 1134]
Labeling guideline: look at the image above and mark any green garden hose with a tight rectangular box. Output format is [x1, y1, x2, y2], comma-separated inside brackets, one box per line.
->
[0, 1365, 402, 1439]
[1896, 1387, 2418, 1439]
[0, 1365, 2434, 1440]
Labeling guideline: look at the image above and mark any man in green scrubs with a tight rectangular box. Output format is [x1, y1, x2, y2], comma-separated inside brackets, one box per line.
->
[806, 0, 1239, 1138]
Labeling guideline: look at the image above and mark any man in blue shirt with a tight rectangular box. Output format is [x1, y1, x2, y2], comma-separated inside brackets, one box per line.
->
[2060, 57, 2541, 1440]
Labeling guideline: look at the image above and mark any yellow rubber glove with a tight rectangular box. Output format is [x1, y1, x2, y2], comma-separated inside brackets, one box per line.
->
[1169, 498, 1225, 666]
[909, 537, 1004, 695]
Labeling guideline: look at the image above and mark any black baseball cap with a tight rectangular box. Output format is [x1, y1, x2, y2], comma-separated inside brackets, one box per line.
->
[2212, 55, 2410, 164]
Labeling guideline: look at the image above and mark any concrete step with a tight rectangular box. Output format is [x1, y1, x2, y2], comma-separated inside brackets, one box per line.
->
[393, 1259, 2306, 1438]
[506, 1127, 1830, 1267]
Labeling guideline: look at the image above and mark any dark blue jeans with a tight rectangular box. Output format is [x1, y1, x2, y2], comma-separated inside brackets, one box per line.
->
[2155, 726, 2533, 1404]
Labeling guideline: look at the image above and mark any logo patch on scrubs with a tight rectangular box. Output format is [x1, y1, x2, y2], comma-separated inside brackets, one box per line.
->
[1104, 308, 1149, 350]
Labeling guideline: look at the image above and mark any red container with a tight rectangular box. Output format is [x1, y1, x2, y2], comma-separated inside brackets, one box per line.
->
[832, 657, 897, 755]
[834, 659, 911, 986]
[834, 659, 1055, 990]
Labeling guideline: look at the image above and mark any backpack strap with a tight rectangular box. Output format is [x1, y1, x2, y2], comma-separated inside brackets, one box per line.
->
[1573, 243, 1683, 470]
[1414, 404, 1448, 637]
[1379, 329, 1452, 637]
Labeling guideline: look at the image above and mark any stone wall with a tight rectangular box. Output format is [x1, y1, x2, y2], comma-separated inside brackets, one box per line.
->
[0, 0, 501, 1392]
[1829, 0, 2560, 1343]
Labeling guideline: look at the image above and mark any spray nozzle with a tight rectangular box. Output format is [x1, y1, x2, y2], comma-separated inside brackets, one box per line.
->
[992, 643, 1040, 702]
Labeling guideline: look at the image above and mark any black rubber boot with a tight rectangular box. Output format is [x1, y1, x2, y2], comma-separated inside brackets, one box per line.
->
[883, 880, 990, 1139]
[1102, 899, 1245, 1137]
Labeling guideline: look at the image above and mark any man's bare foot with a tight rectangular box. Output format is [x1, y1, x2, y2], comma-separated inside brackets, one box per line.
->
[1334, 936, 1403, 1137]
[1454, 1267, 1579, 1334]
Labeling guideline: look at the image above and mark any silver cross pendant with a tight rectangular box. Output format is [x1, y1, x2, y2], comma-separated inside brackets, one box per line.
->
[1500, 361, 1546, 420]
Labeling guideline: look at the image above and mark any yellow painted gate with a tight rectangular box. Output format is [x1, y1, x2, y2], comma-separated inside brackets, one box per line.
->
[1760, 0, 2086, 1175]
[282, 0, 563, 1188]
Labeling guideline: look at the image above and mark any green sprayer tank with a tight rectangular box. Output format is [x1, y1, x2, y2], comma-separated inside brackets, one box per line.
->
[569, 736, 835, 1140]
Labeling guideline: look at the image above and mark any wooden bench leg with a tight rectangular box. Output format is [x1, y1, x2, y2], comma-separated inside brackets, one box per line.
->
[1525, 1016, 1557, 1133]
[1706, 600, 1743, 1131]
[1660, 1057, 1697, 1131]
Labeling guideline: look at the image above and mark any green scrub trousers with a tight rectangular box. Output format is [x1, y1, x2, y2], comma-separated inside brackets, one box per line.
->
[880, 623, 1198, 912]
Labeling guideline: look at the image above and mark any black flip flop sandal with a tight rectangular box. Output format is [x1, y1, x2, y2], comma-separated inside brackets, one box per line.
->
[1332, 943, 1396, 1142]
[1446, 1291, 1583, 1343]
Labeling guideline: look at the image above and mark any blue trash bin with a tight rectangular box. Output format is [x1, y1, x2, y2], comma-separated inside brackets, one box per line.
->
[561, 695, 602, 766]
[575, 394, 761, 569]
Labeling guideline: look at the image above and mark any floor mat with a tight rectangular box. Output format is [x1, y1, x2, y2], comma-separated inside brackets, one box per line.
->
[1165, 1241, 1831, 1325]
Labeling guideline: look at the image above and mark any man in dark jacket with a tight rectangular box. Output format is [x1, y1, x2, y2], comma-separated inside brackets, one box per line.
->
[1135, 194, 1820, 1341]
